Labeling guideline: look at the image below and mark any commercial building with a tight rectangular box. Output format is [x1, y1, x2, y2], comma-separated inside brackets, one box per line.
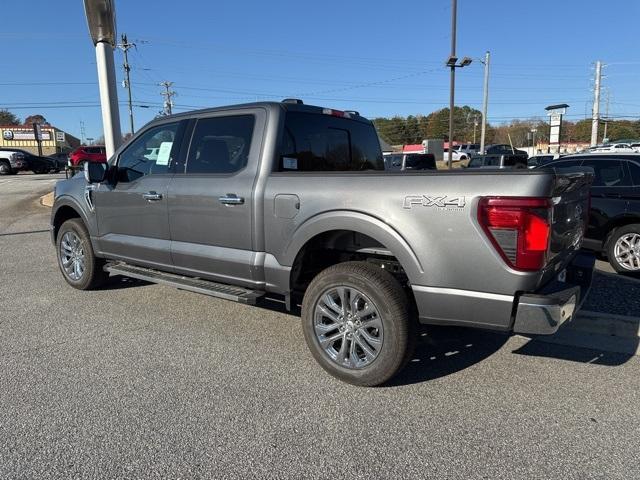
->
[0, 125, 80, 156]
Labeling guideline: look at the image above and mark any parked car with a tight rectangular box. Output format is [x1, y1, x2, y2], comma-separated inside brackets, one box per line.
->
[454, 143, 480, 157]
[539, 153, 640, 273]
[69, 146, 107, 167]
[466, 154, 528, 169]
[48, 152, 71, 171]
[0, 148, 57, 174]
[51, 99, 594, 386]
[484, 144, 528, 159]
[443, 148, 469, 161]
[527, 154, 562, 168]
[0, 149, 28, 175]
[580, 143, 636, 154]
[383, 153, 436, 171]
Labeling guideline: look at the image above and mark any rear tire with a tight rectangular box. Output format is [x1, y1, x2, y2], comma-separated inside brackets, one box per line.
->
[606, 224, 640, 275]
[301, 261, 414, 386]
[0, 161, 11, 175]
[56, 218, 109, 290]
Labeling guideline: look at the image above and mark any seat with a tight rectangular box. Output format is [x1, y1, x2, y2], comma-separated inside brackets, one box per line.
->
[188, 138, 230, 173]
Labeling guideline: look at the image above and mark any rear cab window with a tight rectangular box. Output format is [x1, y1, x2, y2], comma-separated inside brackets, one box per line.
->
[277, 111, 383, 172]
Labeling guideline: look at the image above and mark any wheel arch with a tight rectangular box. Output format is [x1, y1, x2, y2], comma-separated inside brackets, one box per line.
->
[52, 198, 91, 242]
[283, 211, 424, 294]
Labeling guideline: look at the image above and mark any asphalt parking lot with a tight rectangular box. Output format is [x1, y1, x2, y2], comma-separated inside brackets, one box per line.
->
[1, 174, 639, 479]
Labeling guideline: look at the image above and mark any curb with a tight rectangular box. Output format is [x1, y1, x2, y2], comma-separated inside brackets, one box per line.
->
[40, 192, 54, 208]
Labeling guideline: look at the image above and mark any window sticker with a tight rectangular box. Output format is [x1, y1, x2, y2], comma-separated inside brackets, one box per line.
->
[283, 156, 298, 170]
[156, 141, 173, 165]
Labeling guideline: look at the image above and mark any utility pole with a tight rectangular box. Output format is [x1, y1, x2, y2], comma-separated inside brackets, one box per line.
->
[480, 51, 490, 154]
[160, 81, 175, 115]
[447, 0, 457, 169]
[602, 88, 610, 143]
[590, 60, 602, 147]
[117, 34, 136, 135]
[473, 115, 479, 143]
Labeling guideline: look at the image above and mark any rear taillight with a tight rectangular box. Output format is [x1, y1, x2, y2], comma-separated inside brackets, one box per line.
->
[478, 197, 552, 271]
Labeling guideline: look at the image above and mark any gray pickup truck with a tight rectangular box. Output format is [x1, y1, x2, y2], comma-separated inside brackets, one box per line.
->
[51, 100, 594, 386]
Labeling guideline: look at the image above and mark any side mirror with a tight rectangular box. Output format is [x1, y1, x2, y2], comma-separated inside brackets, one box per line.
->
[84, 161, 107, 184]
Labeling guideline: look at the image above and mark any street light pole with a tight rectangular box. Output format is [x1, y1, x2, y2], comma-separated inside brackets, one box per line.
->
[447, 0, 457, 169]
[83, 0, 122, 158]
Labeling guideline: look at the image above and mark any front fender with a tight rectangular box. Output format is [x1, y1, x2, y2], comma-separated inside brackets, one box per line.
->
[51, 194, 97, 244]
[280, 210, 424, 284]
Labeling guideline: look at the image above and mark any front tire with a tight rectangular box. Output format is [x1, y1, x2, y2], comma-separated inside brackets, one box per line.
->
[0, 161, 11, 175]
[301, 261, 414, 386]
[56, 218, 109, 289]
[607, 224, 640, 274]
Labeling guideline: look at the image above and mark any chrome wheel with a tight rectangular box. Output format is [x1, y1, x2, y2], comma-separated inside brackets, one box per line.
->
[313, 286, 383, 369]
[60, 231, 86, 281]
[614, 233, 640, 271]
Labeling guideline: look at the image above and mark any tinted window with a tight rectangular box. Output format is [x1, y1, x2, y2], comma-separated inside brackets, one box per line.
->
[628, 162, 640, 185]
[404, 154, 436, 170]
[582, 159, 631, 187]
[278, 112, 383, 171]
[467, 157, 484, 167]
[384, 154, 403, 169]
[118, 122, 180, 182]
[185, 115, 254, 174]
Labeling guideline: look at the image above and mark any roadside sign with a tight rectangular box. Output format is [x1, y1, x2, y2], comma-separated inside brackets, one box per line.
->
[55, 131, 66, 142]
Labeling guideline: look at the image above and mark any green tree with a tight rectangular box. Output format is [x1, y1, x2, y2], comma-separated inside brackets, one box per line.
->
[0, 109, 20, 125]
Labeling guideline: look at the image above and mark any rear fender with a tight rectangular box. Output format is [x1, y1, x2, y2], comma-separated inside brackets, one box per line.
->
[280, 211, 424, 284]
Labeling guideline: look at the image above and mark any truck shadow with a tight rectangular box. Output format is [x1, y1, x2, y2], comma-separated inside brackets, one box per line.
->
[387, 324, 635, 387]
[387, 326, 509, 387]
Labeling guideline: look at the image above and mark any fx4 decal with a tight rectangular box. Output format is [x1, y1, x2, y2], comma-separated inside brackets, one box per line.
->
[403, 195, 466, 209]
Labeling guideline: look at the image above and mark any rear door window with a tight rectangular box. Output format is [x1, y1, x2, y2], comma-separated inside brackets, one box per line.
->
[582, 159, 631, 187]
[278, 112, 383, 171]
[185, 115, 255, 174]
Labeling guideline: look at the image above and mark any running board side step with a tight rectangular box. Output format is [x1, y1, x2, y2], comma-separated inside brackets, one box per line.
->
[104, 263, 264, 305]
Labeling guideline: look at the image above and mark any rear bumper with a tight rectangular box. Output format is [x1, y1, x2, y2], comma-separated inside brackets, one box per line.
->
[412, 252, 595, 335]
[512, 252, 595, 335]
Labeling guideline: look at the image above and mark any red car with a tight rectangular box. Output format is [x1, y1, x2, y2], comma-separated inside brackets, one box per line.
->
[68, 146, 107, 167]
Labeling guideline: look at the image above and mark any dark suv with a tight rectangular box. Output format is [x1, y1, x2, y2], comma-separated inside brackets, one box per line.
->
[484, 144, 528, 159]
[541, 154, 640, 273]
[383, 153, 436, 171]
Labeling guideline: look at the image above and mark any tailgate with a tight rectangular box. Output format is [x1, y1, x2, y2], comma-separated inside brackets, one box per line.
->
[541, 166, 593, 284]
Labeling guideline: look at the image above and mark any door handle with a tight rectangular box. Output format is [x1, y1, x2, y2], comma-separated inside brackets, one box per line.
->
[218, 194, 244, 205]
[142, 191, 163, 202]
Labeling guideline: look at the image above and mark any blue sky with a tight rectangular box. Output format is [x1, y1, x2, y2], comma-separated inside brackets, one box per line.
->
[2, 0, 640, 141]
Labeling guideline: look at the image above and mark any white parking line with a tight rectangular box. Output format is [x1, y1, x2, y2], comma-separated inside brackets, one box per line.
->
[0, 180, 13, 185]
